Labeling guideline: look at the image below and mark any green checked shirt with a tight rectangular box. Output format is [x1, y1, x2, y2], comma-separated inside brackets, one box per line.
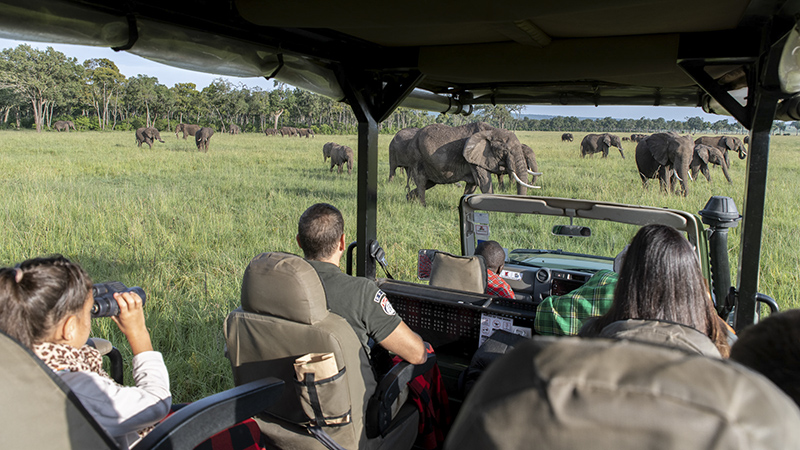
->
[534, 269, 618, 336]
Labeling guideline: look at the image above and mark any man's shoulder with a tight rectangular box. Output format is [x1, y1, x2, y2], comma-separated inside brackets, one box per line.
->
[306, 259, 379, 290]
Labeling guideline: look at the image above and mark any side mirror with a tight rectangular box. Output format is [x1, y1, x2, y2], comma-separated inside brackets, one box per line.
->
[552, 225, 591, 237]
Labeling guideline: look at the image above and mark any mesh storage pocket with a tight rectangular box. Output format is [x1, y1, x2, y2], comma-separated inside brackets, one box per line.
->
[295, 367, 352, 426]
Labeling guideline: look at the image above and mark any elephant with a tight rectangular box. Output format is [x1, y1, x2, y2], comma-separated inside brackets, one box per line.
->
[229, 124, 241, 135]
[635, 132, 695, 196]
[135, 126, 165, 149]
[280, 126, 297, 137]
[497, 143, 540, 191]
[195, 127, 215, 152]
[53, 120, 76, 132]
[694, 135, 747, 166]
[561, 133, 573, 142]
[297, 128, 315, 138]
[388, 127, 421, 188]
[580, 133, 625, 158]
[323, 142, 354, 174]
[175, 123, 201, 139]
[631, 134, 649, 143]
[264, 128, 278, 136]
[691, 144, 732, 183]
[406, 122, 539, 206]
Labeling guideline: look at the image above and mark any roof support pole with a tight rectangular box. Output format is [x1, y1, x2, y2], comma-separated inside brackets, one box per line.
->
[337, 69, 424, 279]
[733, 30, 787, 330]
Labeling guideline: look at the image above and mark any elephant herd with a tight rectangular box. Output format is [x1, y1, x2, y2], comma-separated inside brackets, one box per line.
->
[133, 123, 216, 151]
[387, 122, 540, 207]
[564, 131, 746, 197]
[266, 127, 314, 137]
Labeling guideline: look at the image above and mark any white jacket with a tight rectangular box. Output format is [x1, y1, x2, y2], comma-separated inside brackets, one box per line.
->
[59, 351, 171, 448]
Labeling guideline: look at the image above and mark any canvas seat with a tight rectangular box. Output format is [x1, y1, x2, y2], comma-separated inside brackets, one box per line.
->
[444, 336, 800, 450]
[428, 252, 487, 294]
[224, 252, 431, 450]
[0, 329, 284, 450]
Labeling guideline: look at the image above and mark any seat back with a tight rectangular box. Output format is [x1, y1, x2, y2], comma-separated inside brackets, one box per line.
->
[429, 252, 487, 294]
[0, 331, 117, 450]
[444, 336, 800, 450]
[224, 252, 377, 450]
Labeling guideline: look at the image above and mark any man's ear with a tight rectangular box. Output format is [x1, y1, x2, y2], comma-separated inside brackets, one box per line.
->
[338, 233, 346, 251]
[296, 234, 302, 249]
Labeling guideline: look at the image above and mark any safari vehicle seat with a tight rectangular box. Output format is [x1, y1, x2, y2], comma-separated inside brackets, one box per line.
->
[224, 252, 433, 450]
[0, 329, 284, 450]
[444, 336, 800, 450]
[428, 252, 487, 294]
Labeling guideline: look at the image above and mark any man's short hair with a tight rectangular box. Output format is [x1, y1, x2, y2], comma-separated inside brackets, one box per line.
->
[730, 309, 800, 408]
[475, 240, 506, 273]
[297, 203, 344, 260]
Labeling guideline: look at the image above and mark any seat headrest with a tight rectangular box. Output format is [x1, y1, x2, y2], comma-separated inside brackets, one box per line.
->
[429, 252, 487, 294]
[445, 336, 800, 450]
[241, 252, 329, 324]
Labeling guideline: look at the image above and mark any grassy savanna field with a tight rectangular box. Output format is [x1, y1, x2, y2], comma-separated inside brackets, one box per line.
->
[1, 128, 798, 401]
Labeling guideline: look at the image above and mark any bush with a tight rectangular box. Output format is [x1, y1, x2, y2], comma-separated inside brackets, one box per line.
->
[128, 117, 145, 130]
[154, 118, 171, 131]
[73, 116, 100, 131]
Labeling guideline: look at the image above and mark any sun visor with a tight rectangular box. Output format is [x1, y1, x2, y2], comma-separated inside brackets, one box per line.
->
[0, 0, 128, 47]
[270, 54, 344, 101]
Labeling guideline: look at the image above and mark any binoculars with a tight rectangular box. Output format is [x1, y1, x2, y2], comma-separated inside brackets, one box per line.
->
[91, 282, 146, 318]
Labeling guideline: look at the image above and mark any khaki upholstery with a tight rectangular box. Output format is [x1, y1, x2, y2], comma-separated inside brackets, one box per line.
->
[445, 336, 800, 450]
[225, 252, 419, 450]
[429, 252, 487, 294]
[0, 331, 117, 449]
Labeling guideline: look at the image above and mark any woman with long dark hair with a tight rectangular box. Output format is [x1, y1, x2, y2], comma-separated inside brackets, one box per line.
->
[579, 224, 730, 357]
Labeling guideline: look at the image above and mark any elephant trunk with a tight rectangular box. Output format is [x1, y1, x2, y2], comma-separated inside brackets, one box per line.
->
[721, 160, 732, 183]
[507, 153, 532, 196]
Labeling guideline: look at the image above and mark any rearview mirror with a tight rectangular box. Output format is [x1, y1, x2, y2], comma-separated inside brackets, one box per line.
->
[552, 225, 591, 237]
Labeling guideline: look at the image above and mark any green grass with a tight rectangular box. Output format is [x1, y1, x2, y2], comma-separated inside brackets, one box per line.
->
[0, 129, 798, 401]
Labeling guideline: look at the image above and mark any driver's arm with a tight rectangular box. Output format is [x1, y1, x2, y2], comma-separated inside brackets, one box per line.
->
[378, 321, 427, 365]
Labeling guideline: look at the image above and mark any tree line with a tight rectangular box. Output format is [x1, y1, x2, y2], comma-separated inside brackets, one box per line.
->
[1, 44, 796, 135]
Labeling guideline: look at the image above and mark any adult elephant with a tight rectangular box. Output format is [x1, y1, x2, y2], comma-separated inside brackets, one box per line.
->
[175, 123, 201, 139]
[635, 132, 695, 196]
[561, 133, 573, 142]
[135, 127, 165, 149]
[195, 127, 215, 152]
[694, 135, 747, 166]
[323, 142, 354, 174]
[280, 126, 297, 137]
[53, 120, 76, 132]
[580, 133, 625, 158]
[229, 124, 241, 135]
[691, 144, 732, 184]
[407, 122, 538, 206]
[498, 144, 540, 191]
[388, 127, 420, 188]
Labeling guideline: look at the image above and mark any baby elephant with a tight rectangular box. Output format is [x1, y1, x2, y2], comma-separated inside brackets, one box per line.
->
[322, 142, 354, 175]
[135, 127, 165, 149]
[195, 127, 215, 152]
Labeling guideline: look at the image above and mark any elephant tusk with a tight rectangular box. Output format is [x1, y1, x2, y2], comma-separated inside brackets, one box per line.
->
[687, 171, 693, 181]
[673, 172, 683, 182]
[513, 171, 541, 189]
[527, 170, 543, 176]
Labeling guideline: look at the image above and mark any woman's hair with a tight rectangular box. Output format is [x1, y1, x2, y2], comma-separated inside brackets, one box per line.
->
[583, 224, 729, 356]
[0, 255, 92, 349]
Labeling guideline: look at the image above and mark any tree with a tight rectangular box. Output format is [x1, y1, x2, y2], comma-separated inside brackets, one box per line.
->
[172, 82, 202, 125]
[0, 45, 81, 132]
[84, 58, 125, 130]
[124, 75, 159, 127]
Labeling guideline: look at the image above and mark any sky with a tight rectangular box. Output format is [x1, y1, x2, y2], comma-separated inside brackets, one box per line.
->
[0, 37, 732, 123]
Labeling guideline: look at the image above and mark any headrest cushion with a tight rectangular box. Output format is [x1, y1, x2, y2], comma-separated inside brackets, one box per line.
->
[240, 252, 328, 324]
[429, 252, 487, 294]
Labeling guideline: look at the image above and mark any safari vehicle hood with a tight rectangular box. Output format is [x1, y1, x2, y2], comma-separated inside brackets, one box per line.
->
[458, 194, 710, 279]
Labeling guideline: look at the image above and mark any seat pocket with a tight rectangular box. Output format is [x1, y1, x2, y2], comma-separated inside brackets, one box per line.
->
[295, 367, 352, 426]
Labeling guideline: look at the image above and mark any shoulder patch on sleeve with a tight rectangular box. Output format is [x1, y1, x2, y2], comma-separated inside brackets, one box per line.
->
[374, 290, 396, 315]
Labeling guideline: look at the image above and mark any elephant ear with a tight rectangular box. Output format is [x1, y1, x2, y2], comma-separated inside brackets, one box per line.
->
[645, 134, 671, 166]
[722, 137, 735, 150]
[603, 135, 612, 147]
[695, 145, 710, 164]
[464, 131, 503, 171]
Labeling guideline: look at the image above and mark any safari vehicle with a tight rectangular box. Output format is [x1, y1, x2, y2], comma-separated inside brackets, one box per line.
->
[1, 0, 799, 446]
[374, 193, 750, 407]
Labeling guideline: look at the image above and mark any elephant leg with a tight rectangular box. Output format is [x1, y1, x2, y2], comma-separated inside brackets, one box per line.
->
[464, 183, 478, 195]
[497, 174, 505, 191]
[701, 166, 712, 183]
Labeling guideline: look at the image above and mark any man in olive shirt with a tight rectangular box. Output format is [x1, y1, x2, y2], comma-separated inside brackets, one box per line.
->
[296, 203, 427, 365]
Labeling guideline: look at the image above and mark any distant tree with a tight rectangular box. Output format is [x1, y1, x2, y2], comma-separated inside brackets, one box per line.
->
[84, 58, 125, 130]
[0, 45, 81, 132]
[172, 82, 202, 124]
[124, 74, 159, 127]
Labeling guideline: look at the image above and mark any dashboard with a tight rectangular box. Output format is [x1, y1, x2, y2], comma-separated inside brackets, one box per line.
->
[501, 262, 602, 304]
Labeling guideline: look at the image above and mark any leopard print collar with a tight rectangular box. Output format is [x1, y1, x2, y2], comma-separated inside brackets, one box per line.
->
[33, 342, 112, 381]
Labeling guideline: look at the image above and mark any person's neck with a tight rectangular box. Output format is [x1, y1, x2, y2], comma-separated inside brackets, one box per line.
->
[311, 253, 341, 266]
